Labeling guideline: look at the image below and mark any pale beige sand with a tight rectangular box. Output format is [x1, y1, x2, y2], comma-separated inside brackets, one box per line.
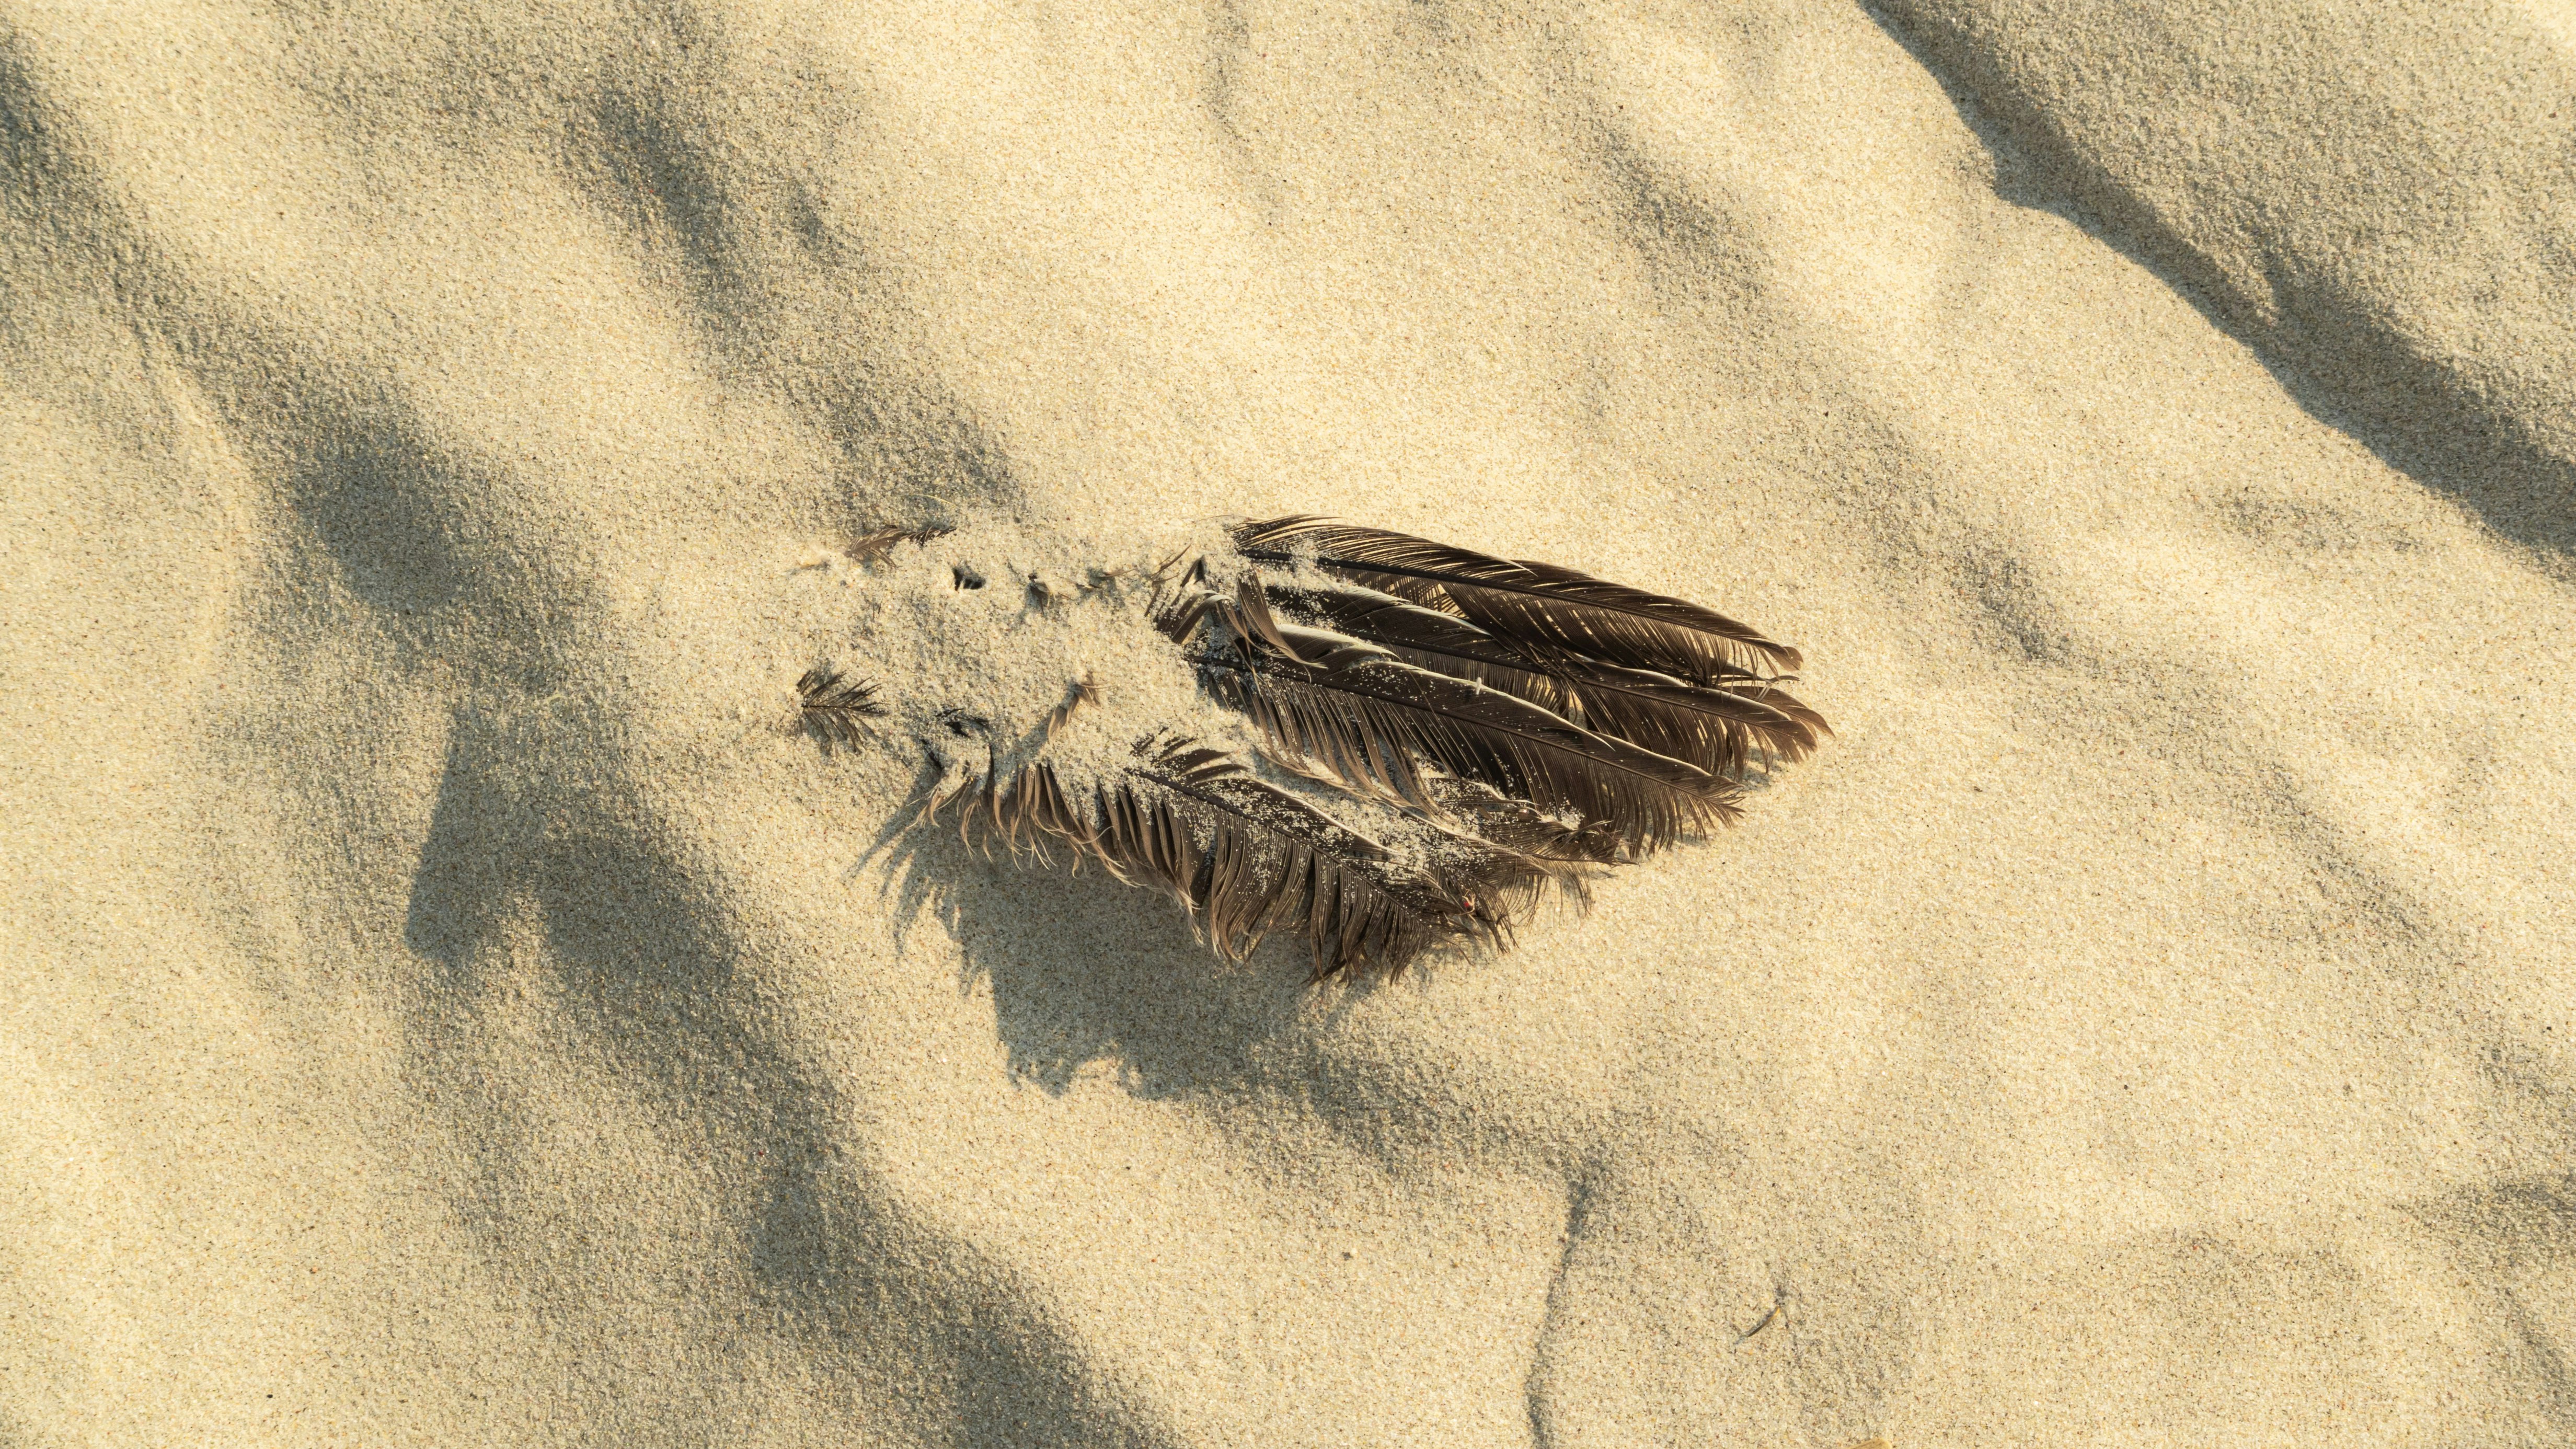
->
[5, 2, 2573, 1443]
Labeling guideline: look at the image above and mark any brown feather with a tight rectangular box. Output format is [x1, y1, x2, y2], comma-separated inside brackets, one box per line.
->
[1234, 515, 1801, 681]
[1268, 578, 1825, 775]
[847, 523, 956, 565]
[825, 514, 1823, 979]
[945, 734, 1568, 979]
[1044, 673, 1101, 742]
[798, 668, 884, 746]
[1191, 636, 1735, 854]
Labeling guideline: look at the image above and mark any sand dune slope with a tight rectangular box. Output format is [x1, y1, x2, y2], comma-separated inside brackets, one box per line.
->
[4, 3, 2571, 1443]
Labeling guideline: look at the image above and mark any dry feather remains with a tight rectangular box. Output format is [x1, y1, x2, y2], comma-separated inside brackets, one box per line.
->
[802, 515, 1825, 980]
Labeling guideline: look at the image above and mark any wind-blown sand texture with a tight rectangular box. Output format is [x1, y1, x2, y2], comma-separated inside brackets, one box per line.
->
[5, 2, 2573, 1443]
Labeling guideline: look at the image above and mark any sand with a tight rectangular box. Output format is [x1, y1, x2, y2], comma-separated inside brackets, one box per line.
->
[4, 2, 2572, 1443]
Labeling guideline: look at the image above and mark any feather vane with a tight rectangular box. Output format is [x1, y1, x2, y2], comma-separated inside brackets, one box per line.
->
[1234, 515, 1801, 680]
[1267, 577, 1824, 776]
[1194, 641, 1734, 853]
